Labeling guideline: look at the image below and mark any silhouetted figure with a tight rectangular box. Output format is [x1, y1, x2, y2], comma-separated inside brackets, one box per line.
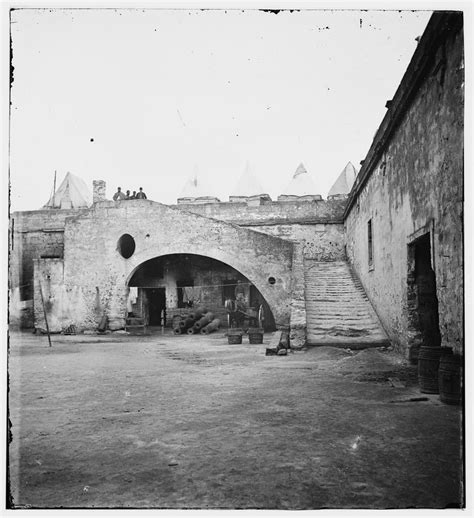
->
[113, 187, 126, 201]
[131, 191, 137, 199]
[125, 190, 131, 200]
[235, 280, 246, 311]
[136, 187, 147, 199]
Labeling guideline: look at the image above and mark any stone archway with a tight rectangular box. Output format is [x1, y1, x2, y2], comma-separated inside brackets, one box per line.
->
[62, 200, 294, 330]
[125, 253, 277, 330]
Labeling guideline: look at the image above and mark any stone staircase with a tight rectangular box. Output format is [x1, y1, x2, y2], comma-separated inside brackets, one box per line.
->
[304, 260, 390, 348]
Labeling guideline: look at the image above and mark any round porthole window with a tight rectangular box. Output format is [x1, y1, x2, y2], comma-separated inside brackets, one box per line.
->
[268, 276, 276, 285]
[117, 234, 136, 259]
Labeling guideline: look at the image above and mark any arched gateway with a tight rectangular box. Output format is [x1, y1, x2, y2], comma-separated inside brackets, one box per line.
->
[62, 200, 294, 331]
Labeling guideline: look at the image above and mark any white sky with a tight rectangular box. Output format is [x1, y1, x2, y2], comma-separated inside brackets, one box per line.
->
[9, 8, 432, 210]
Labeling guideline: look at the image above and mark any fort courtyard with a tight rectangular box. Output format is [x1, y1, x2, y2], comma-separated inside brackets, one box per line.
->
[8, 330, 462, 509]
[7, 9, 465, 511]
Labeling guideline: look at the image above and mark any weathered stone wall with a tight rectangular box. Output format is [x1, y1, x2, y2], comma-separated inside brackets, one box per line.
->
[10, 209, 89, 326]
[249, 223, 345, 260]
[174, 198, 346, 225]
[63, 200, 294, 331]
[175, 199, 346, 260]
[345, 21, 463, 355]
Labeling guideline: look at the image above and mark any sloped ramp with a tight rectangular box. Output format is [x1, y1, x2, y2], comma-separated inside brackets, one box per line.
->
[304, 260, 390, 348]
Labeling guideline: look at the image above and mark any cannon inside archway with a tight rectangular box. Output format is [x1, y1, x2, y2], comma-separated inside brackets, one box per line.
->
[127, 253, 276, 331]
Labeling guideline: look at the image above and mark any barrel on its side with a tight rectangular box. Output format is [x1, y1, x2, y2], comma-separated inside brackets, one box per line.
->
[418, 346, 444, 394]
[439, 353, 462, 405]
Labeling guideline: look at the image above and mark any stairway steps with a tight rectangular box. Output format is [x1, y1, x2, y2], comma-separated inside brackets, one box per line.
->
[304, 259, 389, 348]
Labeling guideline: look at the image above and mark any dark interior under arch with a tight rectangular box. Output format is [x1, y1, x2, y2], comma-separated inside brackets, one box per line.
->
[128, 253, 276, 331]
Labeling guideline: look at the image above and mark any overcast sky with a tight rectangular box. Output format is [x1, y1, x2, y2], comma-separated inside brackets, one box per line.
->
[9, 8, 432, 210]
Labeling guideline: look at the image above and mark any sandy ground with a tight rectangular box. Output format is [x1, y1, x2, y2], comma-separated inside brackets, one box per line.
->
[7, 330, 463, 509]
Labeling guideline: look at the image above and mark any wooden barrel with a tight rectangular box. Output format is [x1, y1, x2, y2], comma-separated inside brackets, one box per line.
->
[439, 353, 462, 405]
[418, 346, 443, 394]
[248, 327, 264, 344]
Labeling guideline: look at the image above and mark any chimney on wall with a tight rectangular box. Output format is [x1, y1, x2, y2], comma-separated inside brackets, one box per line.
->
[93, 180, 106, 203]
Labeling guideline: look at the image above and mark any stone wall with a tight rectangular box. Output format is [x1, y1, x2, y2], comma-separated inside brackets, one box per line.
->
[62, 200, 294, 331]
[249, 223, 345, 260]
[174, 198, 346, 225]
[345, 16, 464, 355]
[10, 209, 89, 326]
[175, 199, 346, 260]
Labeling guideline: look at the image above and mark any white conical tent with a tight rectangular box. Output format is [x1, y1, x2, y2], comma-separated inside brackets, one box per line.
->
[178, 166, 215, 199]
[328, 162, 358, 196]
[230, 162, 266, 197]
[281, 163, 318, 196]
[43, 172, 92, 209]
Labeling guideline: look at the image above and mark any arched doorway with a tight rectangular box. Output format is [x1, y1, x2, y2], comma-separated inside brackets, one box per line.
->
[126, 253, 276, 331]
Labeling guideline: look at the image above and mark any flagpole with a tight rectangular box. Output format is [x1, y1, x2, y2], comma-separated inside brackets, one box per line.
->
[52, 170, 57, 207]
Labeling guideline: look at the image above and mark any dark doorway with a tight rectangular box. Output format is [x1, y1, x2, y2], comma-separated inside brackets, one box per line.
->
[413, 233, 441, 348]
[145, 288, 166, 325]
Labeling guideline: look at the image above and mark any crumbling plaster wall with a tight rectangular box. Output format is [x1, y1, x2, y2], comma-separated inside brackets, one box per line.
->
[63, 200, 294, 330]
[345, 26, 463, 355]
[10, 209, 89, 327]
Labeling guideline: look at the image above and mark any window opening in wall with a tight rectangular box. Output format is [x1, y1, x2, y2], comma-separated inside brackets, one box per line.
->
[368, 219, 374, 269]
[117, 234, 136, 259]
[268, 277, 276, 285]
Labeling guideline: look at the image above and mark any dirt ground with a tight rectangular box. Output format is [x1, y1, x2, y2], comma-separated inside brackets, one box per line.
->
[7, 330, 463, 509]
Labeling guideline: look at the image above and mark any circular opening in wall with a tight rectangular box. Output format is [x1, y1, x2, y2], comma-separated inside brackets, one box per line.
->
[268, 276, 276, 285]
[117, 234, 136, 259]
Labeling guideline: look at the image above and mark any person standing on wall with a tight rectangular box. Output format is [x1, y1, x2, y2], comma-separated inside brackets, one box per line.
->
[136, 187, 147, 199]
[113, 187, 126, 201]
